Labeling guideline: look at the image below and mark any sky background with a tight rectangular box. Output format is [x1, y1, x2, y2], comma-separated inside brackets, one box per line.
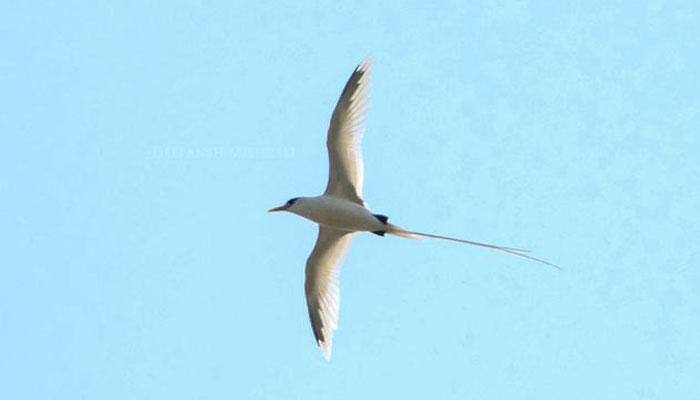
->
[2, 1, 699, 399]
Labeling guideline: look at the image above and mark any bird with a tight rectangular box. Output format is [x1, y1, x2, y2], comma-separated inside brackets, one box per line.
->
[268, 58, 558, 360]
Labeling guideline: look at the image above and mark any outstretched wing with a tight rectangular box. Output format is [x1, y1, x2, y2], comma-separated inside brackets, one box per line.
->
[324, 58, 371, 205]
[304, 226, 353, 360]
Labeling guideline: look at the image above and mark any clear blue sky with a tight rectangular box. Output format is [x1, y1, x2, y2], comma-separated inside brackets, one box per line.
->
[2, 1, 699, 399]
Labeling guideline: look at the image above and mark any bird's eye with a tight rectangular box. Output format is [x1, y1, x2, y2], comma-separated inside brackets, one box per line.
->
[287, 197, 298, 206]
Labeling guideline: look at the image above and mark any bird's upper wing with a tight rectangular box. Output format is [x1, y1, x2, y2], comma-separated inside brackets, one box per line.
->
[305, 226, 353, 360]
[324, 58, 371, 205]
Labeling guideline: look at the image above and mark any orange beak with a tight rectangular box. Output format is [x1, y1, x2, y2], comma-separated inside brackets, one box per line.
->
[267, 205, 287, 212]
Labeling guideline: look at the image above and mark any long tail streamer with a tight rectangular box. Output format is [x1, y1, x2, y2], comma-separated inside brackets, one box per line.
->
[390, 227, 561, 270]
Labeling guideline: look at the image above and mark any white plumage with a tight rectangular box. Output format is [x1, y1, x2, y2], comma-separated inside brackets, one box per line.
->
[268, 58, 558, 360]
[324, 58, 370, 204]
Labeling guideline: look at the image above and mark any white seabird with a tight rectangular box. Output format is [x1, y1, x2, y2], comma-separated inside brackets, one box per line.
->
[269, 58, 557, 360]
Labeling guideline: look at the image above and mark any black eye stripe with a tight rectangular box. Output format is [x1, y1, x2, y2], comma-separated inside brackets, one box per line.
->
[287, 197, 299, 205]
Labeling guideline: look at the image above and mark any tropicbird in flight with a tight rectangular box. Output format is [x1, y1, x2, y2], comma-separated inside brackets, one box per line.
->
[269, 58, 557, 360]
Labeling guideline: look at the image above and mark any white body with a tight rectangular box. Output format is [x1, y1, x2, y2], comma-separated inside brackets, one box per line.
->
[272, 58, 374, 361]
[269, 59, 554, 361]
[289, 196, 386, 232]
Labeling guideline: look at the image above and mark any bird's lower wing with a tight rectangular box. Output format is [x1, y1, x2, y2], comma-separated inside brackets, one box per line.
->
[305, 226, 353, 360]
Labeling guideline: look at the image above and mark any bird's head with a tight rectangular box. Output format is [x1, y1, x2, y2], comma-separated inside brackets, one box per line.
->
[268, 197, 300, 213]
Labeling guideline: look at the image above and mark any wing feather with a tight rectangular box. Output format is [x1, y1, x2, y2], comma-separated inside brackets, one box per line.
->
[324, 58, 371, 204]
[304, 226, 353, 360]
